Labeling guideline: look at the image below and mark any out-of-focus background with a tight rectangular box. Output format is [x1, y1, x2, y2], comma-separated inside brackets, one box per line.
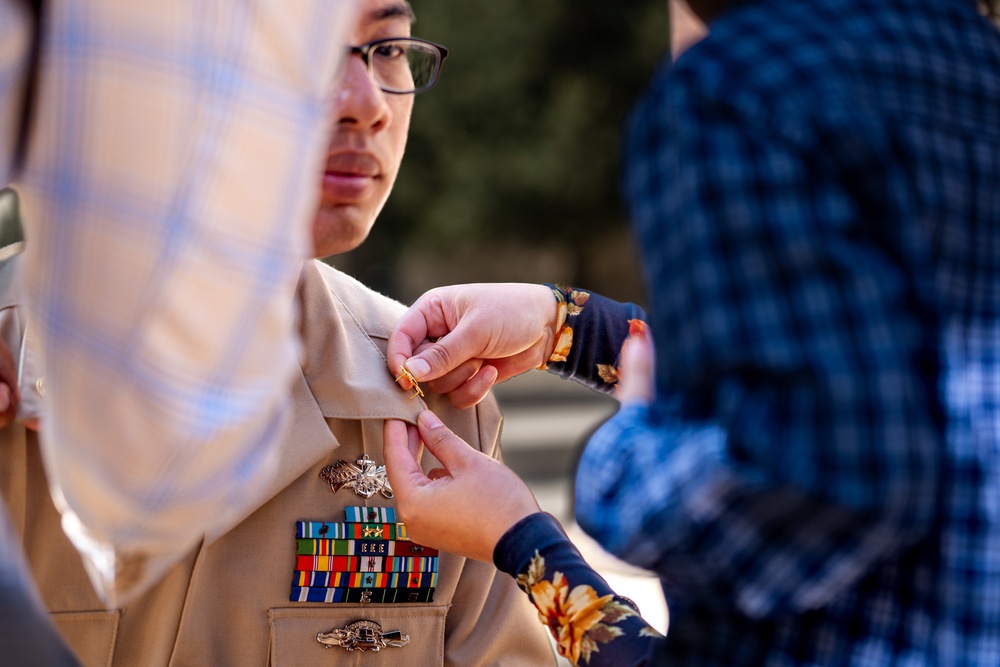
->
[332, 0, 669, 307]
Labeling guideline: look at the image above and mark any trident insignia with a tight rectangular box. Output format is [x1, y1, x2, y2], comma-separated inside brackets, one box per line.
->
[320, 454, 394, 499]
[317, 620, 410, 652]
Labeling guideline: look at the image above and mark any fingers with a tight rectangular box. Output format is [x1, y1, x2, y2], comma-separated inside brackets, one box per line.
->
[446, 364, 499, 410]
[616, 322, 655, 405]
[383, 419, 430, 497]
[414, 410, 479, 470]
[403, 320, 485, 383]
[425, 357, 484, 395]
[387, 292, 441, 388]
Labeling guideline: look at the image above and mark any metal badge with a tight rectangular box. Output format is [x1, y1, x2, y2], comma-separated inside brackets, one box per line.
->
[320, 454, 394, 499]
[395, 366, 425, 399]
[317, 620, 410, 652]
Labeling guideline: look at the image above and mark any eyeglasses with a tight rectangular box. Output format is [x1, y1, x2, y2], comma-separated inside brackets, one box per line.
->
[350, 37, 449, 95]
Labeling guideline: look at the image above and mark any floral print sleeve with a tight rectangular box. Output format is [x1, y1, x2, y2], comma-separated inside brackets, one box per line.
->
[541, 284, 647, 394]
[494, 513, 661, 666]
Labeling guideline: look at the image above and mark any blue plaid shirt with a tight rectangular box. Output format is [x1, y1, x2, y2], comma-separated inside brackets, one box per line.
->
[574, 0, 1000, 664]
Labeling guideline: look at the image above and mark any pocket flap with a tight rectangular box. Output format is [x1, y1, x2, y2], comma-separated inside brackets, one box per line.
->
[51, 610, 120, 667]
[269, 605, 446, 666]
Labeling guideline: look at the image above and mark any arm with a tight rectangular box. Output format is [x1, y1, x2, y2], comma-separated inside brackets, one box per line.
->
[436, 396, 562, 666]
[0, 503, 80, 666]
[575, 62, 940, 617]
[386, 283, 646, 407]
[11, 0, 356, 606]
[384, 331, 661, 667]
[540, 284, 647, 394]
[494, 513, 658, 667]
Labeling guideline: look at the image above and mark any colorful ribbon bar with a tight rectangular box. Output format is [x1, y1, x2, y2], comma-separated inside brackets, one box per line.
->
[343, 506, 397, 523]
[291, 586, 435, 604]
[291, 507, 432, 604]
[293, 570, 438, 589]
[296, 521, 402, 540]
[296, 539, 437, 557]
[295, 555, 438, 573]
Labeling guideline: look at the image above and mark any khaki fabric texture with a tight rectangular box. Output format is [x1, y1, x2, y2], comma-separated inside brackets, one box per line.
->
[0, 259, 555, 666]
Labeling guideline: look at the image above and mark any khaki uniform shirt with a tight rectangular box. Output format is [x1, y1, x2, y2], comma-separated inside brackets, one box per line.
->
[0, 259, 554, 666]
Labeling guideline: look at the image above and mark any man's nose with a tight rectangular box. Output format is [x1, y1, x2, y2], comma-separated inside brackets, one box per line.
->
[333, 55, 390, 131]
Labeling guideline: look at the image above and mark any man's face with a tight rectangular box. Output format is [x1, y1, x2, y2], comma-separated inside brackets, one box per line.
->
[311, 0, 415, 258]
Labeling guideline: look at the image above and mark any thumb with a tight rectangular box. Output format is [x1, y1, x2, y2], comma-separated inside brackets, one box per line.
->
[404, 319, 486, 383]
[387, 308, 431, 386]
[414, 409, 477, 471]
[617, 322, 655, 405]
[383, 419, 429, 497]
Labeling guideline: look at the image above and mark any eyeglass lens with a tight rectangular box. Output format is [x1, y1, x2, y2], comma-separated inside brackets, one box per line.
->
[370, 41, 440, 92]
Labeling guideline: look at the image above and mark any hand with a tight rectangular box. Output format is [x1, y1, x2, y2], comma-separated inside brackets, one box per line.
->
[0, 334, 20, 428]
[615, 320, 655, 406]
[383, 410, 541, 563]
[387, 284, 561, 409]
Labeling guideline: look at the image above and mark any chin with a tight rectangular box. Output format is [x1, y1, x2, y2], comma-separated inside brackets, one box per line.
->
[311, 209, 376, 258]
[311, 228, 373, 259]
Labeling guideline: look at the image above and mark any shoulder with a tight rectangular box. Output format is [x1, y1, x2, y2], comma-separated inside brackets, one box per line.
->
[300, 261, 505, 456]
[669, 0, 992, 115]
[310, 260, 405, 339]
[665, 6, 851, 128]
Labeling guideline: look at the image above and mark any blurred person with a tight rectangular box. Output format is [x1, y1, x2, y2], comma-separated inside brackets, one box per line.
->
[0, 0, 556, 664]
[385, 0, 1000, 665]
[0, 0, 356, 616]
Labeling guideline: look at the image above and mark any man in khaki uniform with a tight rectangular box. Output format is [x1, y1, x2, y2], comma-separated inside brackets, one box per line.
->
[0, 0, 556, 664]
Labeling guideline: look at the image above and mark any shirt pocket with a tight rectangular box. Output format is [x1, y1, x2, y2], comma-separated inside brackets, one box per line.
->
[51, 610, 120, 667]
[268, 605, 446, 666]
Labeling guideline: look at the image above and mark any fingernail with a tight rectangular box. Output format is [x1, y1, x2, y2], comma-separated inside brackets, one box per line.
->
[419, 410, 444, 429]
[628, 318, 648, 339]
[406, 358, 431, 380]
[0, 385, 9, 413]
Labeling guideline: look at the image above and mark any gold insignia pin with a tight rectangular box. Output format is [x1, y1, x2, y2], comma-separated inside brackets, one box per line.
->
[395, 366, 424, 400]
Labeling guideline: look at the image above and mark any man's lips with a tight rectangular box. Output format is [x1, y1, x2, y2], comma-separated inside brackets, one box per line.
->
[325, 151, 380, 178]
[321, 152, 381, 201]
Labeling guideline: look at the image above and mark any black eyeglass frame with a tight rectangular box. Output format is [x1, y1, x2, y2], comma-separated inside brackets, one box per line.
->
[349, 37, 449, 95]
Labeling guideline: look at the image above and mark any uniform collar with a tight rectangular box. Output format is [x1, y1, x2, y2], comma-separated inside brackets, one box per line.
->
[205, 261, 423, 541]
[296, 260, 426, 423]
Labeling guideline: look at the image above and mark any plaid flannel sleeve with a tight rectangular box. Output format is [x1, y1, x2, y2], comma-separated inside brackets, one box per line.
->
[4, 0, 355, 605]
[575, 60, 941, 618]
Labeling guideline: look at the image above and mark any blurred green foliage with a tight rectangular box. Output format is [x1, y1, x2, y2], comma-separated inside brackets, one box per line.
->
[335, 0, 669, 304]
